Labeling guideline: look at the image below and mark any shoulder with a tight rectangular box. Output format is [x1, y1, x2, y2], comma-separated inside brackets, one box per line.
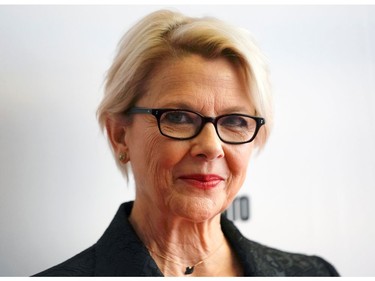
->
[33, 245, 96, 276]
[32, 202, 161, 277]
[220, 216, 339, 276]
[244, 239, 339, 276]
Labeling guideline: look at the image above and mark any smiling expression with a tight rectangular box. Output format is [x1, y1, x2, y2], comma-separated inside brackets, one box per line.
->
[124, 54, 256, 222]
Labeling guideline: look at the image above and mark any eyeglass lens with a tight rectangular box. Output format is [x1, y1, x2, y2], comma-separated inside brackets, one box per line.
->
[159, 110, 257, 143]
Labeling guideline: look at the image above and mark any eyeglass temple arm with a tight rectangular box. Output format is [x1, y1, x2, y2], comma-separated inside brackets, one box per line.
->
[127, 107, 153, 114]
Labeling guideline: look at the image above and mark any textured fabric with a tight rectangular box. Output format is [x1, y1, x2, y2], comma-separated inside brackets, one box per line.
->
[34, 201, 339, 276]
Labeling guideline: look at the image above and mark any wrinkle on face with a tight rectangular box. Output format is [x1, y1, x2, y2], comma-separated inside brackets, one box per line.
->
[127, 54, 255, 224]
[142, 56, 252, 117]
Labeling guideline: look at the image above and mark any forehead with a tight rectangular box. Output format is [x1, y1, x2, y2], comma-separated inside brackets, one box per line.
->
[142, 55, 253, 113]
[150, 55, 247, 92]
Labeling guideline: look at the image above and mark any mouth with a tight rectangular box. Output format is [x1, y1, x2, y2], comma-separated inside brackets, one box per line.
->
[178, 174, 225, 190]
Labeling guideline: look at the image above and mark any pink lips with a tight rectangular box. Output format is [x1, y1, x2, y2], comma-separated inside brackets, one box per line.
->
[178, 174, 224, 190]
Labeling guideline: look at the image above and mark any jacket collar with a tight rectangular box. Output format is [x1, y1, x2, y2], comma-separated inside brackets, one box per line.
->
[94, 201, 255, 276]
[94, 201, 163, 276]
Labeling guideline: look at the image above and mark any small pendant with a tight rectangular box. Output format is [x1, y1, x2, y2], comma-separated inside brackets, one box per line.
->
[184, 266, 194, 275]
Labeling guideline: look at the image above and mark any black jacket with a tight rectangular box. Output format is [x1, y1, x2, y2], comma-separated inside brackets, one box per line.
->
[34, 201, 339, 276]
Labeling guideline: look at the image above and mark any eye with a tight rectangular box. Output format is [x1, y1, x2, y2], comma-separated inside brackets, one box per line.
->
[220, 115, 249, 128]
[161, 111, 195, 124]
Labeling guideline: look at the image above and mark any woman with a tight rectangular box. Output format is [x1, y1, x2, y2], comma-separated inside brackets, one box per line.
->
[35, 9, 339, 276]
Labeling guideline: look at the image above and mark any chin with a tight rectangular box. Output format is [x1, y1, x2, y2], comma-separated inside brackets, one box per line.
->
[169, 196, 224, 223]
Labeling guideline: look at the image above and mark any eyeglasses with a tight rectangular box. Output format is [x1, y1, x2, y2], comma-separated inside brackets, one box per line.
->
[126, 107, 265, 145]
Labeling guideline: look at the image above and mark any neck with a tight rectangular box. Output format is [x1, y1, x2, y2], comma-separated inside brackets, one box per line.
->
[129, 198, 224, 254]
[147, 238, 226, 275]
[129, 199, 239, 276]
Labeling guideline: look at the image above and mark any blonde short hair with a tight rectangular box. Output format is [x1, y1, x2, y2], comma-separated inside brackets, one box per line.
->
[97, 9, 273, 175]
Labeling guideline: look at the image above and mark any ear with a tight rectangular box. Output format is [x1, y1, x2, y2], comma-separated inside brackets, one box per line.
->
[105, 114, 128, 156]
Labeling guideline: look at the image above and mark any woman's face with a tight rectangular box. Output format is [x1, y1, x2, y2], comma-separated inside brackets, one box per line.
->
[125, 55, 256, 222]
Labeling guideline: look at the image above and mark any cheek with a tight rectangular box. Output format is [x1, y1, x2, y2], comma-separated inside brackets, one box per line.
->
[226, 145, 253, 190]
[148, 138, 185, 171]
[129, 128, 186, 188]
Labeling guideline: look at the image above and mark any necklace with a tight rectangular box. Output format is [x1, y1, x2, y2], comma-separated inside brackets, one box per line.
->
[147, 240, 225, 275]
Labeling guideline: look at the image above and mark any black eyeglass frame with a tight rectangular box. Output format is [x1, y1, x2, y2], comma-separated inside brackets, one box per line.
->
[126, 107, 266, 145]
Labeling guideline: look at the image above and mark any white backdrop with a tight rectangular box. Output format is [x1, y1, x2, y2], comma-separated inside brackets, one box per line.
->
[0, 5, 374, 277]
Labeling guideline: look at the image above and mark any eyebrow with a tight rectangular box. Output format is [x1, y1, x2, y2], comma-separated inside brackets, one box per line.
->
[158, 102, 254, 115]
[159, 102, 193, 110]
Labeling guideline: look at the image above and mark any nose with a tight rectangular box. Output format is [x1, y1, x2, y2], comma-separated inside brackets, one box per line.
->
[190, 123, 225, 161]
